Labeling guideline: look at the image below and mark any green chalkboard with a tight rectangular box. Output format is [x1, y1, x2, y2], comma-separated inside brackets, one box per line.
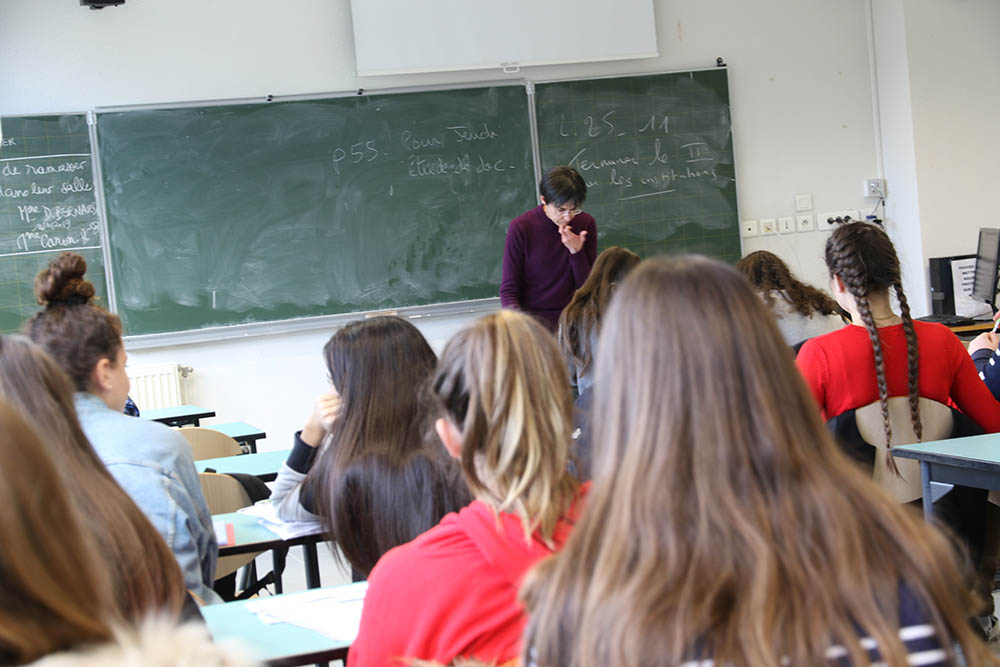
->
[0, 114, 107, 333]
[97, 85, 535, 336]
[535, 69, 739, 261]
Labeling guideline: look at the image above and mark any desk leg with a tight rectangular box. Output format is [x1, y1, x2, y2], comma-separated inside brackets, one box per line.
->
[303, 542, 321, 589]
[920, 461, 933, 520]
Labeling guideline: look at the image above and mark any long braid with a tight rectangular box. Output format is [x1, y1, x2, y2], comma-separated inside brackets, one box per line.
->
[825, 223, 912, 476]
[895, 282, 922, 443]
[853, 292, 894, 452]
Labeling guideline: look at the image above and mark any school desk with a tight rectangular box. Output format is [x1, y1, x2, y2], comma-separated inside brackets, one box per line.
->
[196, 449, 291, 482]
[202, 583, 366, 666]
[214, 509, 326, 591]
[209, 421, 267, 453]
[144, 404, 216, 427]
[892, 433, 1000, 517]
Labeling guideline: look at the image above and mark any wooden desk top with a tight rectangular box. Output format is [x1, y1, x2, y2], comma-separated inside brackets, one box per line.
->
[201, 584, 364, 666]
[213, 510, 325, 557]
[144, 404, 216, 426]
[892, 433, 1000, 471]
[196, 449, 290, 481]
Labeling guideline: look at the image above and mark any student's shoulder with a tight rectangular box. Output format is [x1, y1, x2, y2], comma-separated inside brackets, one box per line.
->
[912, 319, 963, 344]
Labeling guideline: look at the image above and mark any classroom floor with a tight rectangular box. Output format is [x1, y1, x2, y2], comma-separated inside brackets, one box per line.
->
[249, 542, 352, 596]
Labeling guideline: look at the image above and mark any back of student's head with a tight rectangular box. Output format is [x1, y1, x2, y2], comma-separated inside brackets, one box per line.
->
[432, 310, 578, 543]
[558, 246, 640, 369]
[23, 252, 123, 392]
[736, 249, 839, 317]
[0, 399, 114, 664]
[825, 222, 902, 298]
[308, 316, 457, 574]
[522, 255, 987, 667]
[0, 335, 186, 620]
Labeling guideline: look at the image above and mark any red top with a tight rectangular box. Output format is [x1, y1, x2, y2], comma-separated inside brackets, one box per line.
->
[347, 485, 588, 667]
[796, 320, 1000, 431]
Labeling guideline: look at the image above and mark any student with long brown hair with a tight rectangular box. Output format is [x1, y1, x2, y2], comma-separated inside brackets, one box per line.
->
[24, 251, 220, 605]
[348, 310, 585, 667]
[797, 223, 1000, 440]
[0, 400, 253, 666]
[0, 335, 187, 619]
[0, 399, 115, 665]
[521, 255, 994, 666]
[736, 249, 844, 347]
[557, 245, 640, 397]
[269, 316, 469, 576]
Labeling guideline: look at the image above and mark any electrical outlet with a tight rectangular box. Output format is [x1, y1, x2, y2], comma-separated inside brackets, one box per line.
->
[742, 219, 759, 237]
[760, 218, 777, 235]
[864, 178, 886, 198]
[818, 212, 838, 231]
[794, 193, 813, 212]
[841, 209, 860, 223]
[778, 216, 795, 234]
[795, 213, 814, 232]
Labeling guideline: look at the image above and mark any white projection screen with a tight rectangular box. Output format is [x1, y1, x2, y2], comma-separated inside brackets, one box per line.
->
[350, 0, 659, 76]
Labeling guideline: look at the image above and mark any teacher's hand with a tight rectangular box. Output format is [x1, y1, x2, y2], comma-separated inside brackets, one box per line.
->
[559, 224, 588, 255]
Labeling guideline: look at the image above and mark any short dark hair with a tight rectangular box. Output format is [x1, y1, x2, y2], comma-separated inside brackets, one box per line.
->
[539, 166, 587, 207]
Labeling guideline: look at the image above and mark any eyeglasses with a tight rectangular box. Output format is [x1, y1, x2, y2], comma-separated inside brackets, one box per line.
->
[548, 204, 581, 218]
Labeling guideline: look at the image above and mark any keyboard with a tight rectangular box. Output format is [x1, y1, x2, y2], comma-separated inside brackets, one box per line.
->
[918, 314, 978, 327]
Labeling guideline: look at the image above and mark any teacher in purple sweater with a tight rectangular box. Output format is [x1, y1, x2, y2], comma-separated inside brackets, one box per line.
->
[499, 166, 598, 331]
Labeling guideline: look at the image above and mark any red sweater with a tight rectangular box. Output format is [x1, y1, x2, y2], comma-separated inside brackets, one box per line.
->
[797, 321, 1000, 432]
[348, 487, 587, 667]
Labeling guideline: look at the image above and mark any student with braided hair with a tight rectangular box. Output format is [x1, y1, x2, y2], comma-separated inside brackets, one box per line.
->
[798, 222, 1000, 440]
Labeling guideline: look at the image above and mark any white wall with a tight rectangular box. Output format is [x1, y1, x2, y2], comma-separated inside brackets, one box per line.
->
[1, 0, 885, 446]
[872, 0, 926, 311]
[906, 0, 1000, 284]
[872, 0, 1000, 315]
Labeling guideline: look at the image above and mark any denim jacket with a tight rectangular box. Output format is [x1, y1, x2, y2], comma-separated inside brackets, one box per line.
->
[74, 392, 221, 605]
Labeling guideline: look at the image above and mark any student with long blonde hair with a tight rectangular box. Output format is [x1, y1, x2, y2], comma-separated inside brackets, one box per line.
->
[0, 335, 188, 619]
[349, 310, 584, 666]
[522, 256, 993, 666]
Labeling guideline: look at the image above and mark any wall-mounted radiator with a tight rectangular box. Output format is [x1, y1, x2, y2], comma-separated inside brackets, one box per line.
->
[126, 363, 192, 411]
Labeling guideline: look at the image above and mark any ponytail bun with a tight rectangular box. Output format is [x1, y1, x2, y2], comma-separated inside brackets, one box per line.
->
[34, 252, 96, 307]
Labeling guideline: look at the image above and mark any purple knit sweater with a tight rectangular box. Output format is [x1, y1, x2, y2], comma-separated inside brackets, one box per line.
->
[499, 205, 597, 330]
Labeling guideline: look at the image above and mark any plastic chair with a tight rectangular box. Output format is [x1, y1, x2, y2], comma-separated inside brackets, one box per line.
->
[854, 397, 956, 503]
[199, 472, 262, 583]
[180, 427, 243, 460]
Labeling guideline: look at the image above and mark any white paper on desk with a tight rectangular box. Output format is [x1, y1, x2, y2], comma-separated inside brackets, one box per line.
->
[246, 582, 368, 642]
[952, 258, 993, 319]
[237, 500, 322, 539]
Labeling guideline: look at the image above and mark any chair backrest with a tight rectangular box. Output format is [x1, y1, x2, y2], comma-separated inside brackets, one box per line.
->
[856, 397, 953, 504]
[179, 427, 242, 460]
[198, 472, 258, 579]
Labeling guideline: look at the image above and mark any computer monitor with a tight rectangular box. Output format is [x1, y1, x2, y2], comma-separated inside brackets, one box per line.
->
[971, 227, 1000, 310]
